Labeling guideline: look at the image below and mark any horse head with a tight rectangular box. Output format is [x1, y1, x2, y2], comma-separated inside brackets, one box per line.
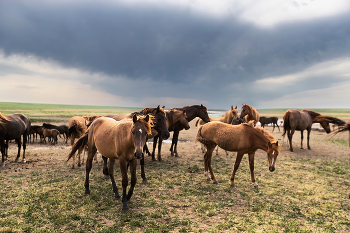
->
[153, 105, 170, 140]
[313, 116, 332, 134]
[267, 141, 279, 172]
[132, 114, 151, 159]
[197, 104, 210, 123]
[240, 104, 251, 119]
[232, 116, 243, 125]
[179, 110, 190, 130]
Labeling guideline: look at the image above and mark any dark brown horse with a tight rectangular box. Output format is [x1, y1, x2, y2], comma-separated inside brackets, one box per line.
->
[67, 115, 152, 211]
[281, 109, 335, 152]
[259, 116, 280, 132]
[67, 115, 101, 168]
[0, 113, 31, 167]
[196, 121, 280, 188]
[151, 109, 190, 161]
[170, 104, 210, 157]
[104, 105, 170, 184]
[240, 104, 260, 126]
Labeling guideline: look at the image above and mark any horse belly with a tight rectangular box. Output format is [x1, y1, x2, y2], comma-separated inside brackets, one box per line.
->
[94, 137, 119, 159]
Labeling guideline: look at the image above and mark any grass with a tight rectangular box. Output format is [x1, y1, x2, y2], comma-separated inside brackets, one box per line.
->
[0, 102, 350, 232]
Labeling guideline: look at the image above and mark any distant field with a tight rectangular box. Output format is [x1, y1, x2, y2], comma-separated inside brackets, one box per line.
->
[1, 102, 350, 123]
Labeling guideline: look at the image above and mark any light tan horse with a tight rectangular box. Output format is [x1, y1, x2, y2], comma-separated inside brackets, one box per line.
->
[67, 115, 152, 211]
[196, 121, 280, 188]
[239, 104, 260, 126]
[196, 105, 239, 155]
[67, 115, 101, 168]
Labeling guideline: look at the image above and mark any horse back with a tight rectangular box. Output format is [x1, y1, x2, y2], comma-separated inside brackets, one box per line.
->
[1, 113, 30, 139]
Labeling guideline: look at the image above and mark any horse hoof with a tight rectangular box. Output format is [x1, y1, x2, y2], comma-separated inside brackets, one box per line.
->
[213, 181, 218, 185]
[115, 194, 121, 199]
[15, 158, 19, 162]
[78, 164, 81, 167]
[143, 180, 149, 184]
[85, 190, 90, 195]
[230, 185, 236, 188]
[152, 158, 157, 161]
[175, 154, 180, 158]
[22, 160, 26, 163]
[254, 182, 259, 188]
[122, 203, 129, 212]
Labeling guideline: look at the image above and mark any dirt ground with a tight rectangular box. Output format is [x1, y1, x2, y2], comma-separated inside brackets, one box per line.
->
[1, 119, 349, 176]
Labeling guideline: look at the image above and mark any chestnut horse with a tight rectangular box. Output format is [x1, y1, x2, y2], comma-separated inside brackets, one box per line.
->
[67, 115, 151, 211]
[67, 115, 101, 168]
[240, 104, 260, 126]
[196, 106, 239, 155]
[104, 106, 170, 183]
[151, 109, 190, 161]
[170, 104, 210, 157]
[42, 123, 69, 143]
[281, 109, 335, 152]
[0, 113, 31, 167]
[196, 121, 280, 188]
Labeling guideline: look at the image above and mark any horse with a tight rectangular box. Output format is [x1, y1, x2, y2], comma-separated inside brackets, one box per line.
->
[196, 105, 239, 155]
[232, 116, 244, 125]
[151, 109, 190, 161]
[240, 104, 260, 126]
[0, 113, 31, 167]
[170, 104, 210, 157]
[67, 114, 152, 211]
[42, 128, 61, 144]
[196, 121, 280, 188]
[259, 116, 280, 132]
[42, 123, 69, 143]
[104, 105, 170, 184]
[67, 115, 101, 168]
[281, 109, 334, 152]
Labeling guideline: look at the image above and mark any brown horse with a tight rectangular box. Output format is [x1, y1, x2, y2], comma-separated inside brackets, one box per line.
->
[259, 116, 280, 132]
[240, 104, 260, 126]
[104, 105, 170, 184]
[281, 109, 334, 152]
[67, 115, 101, 168]
[67, 114, 152, 211]
[151, 109, 190, 161]
[170, 104, 210, 157]
[0, 113, 31, 167]
[196, 106, 239, 155]
[196, 121, 280, 188]
[42, 128, 61, 144]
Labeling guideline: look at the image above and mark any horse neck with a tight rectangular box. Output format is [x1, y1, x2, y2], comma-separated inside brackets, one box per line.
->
[250, 128, 270, 152]
[181, 107, 198, 122]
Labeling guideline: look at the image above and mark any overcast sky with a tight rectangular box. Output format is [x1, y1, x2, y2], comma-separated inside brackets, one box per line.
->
[1, 0, 350, 110]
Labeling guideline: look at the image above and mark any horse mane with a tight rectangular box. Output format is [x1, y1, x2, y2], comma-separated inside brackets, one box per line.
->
[83, 115, 101, 122]
[0, 113, 10, 124]
[242, 104, 252, 110]
[302, 110, 320, 118]
[136, 115, 153, 134]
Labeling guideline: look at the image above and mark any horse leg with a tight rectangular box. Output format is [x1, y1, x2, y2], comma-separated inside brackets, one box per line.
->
[205, 146, 217, 184]
[119, 158, 129, 211]
[216, 145, 219, 155]
[14, 138, 21, 162]
[4, 140, 9, 161]
[151, 136, 158, 161]
[173, 131, 180, 157]
[77, 146, 84, 167]
[82, 147, 86, 165]
[140, 155, 148, 184]
[300, 130, 304, 149]
[70, 137, 76, 169]
[201, 144, 205, 153]
[127, 159, 137, 200]
[84, 147, 97, 195]
[108, 158, 121, 199]
[307, 128, 311, 150]
[277, 123, 280, 132]
[230, 152, 244, 188]
[287, 129, 294, 152]
[158, 138, 163, 161]
[102, 156, 109, 178]
[22, 133, 28, 163]
[0, 139, 5, 167]
[248, 152, 258, 188]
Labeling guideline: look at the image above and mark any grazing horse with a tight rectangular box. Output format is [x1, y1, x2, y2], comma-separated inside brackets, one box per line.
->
[281, 109, 334, 152]
[0, 113, 31, 167]
[42, 123, 69, 143]
[151, 109, 190, 161]
[196, 121, 280, 188]
[170, 104, 210, 157]
[104, 105, 170, 183]
[196, 106, 239, 155]
[42, 128, 61, 144]
[67, 115, 101, 168]
[259, 116, 280, 132]
[240, 104, 260, 126]
[67, 115, 151, 211]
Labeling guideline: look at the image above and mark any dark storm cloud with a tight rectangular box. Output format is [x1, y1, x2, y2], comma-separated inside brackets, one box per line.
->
[1, 1, 350, 108]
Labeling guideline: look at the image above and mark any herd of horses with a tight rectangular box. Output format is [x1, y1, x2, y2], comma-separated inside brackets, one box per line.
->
[0, 104, 348, 210]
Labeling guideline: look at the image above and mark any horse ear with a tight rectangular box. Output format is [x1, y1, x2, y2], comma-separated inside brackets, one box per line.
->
[145, 115, 149, 122]
[133, 114, 137, 123]
[201, 104, 204, 108]
[276, 141, 279, 146]
[231, 105, 233, 110]
[235, 105, 237, 109]
[156, 105, 160, 113]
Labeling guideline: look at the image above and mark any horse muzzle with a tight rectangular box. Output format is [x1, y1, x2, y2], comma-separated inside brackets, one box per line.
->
[269, 166, 275, 172]
[134, 151, 144, 159]
[185, 126, 190, 130]
[162, 131, 170, 140]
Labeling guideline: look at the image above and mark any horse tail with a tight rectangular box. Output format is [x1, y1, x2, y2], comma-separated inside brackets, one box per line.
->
[282, 111, 291, 137]
[195, 125, 216, 148]
[195, 118, 200, 127]
[67, 123, 80, 139]
[67, 132, 88, 161]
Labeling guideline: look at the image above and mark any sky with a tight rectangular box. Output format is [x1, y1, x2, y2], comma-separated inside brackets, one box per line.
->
[0, 0, 350, 110]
